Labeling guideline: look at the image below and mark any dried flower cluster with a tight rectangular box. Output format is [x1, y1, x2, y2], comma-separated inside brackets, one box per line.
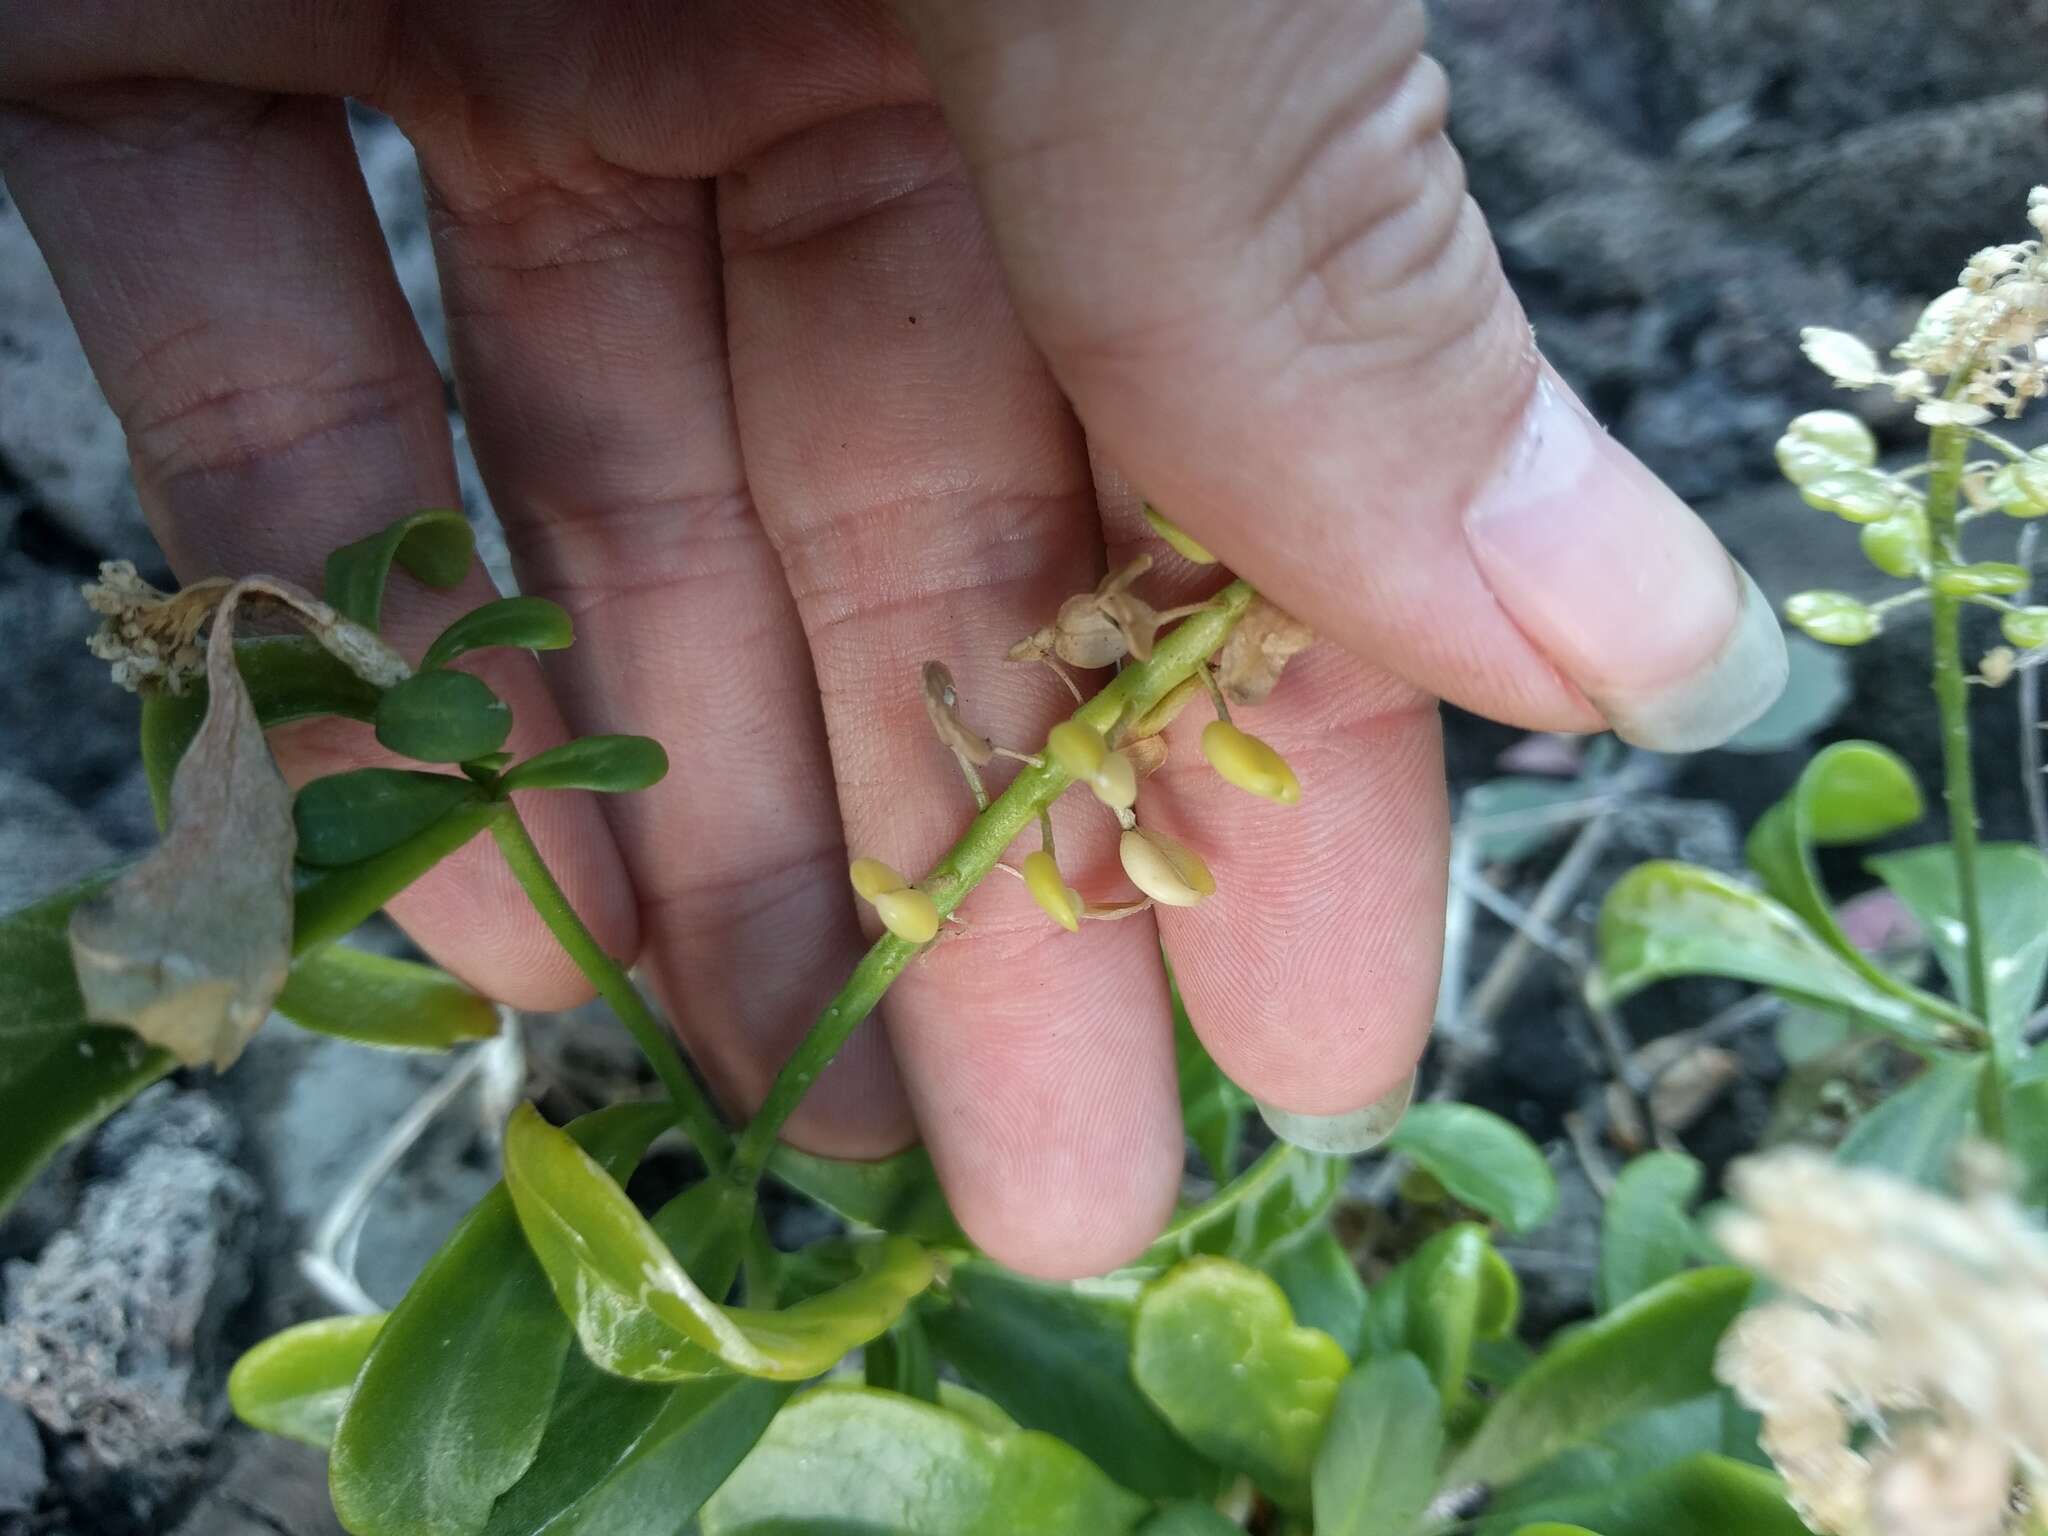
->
[1715, 1148, 2047, 1536]
[83, 561, 231, 692]
[850, 512, 1312, 944]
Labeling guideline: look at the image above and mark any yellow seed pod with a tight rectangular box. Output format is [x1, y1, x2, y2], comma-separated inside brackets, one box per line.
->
[1091, 749, 1139, 810]
[1119, 828, 1216, 908]
[1047, 720, 1108, 781]
[871, 888, 941, 944]
[1141, 503, 1218, 565]
[1201, 720, 1301, 805]
[1022, 851, 1082, 933]
[849, 857, 908, 901]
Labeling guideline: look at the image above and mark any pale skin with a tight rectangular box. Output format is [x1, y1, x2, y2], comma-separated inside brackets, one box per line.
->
[0, 0, 1784, 1278]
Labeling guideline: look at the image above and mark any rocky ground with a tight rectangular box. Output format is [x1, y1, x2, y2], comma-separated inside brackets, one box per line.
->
[6, 2, 2047, 1527]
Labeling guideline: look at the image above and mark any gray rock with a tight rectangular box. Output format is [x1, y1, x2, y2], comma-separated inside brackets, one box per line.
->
[0, 549, 147, 810]
[0, 773, 114, 914]
[0, 1400, 46, 1517]
[168, 1429, 345, 1536]
[0, 193, 146, 558]
[349, 108, 447, 377]
[0, 1088, 259, 1534]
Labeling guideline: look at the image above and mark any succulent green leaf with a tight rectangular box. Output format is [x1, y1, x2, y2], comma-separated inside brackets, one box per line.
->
[1365, 1223, 1518, 1426]
[1138, 1142, 1347, 1267]
[140, 634, 384, 827]
[764, 1139, 967, 1246]
[292, 795, 501, 950]
[0, 879, 175, 1214]
[1478, 1454, 1804, 1536]
[1311, 1352, 1443, 1536]
[1598, 1152, 1704, 1311]
[373, 669, 513, 764]
[1509, 1527, 1607, 1536]
[228, 1313, 386, 1448]
[325, 509, 474, 630]
[330, 1104, 671, 1536]
[1265, 1228, 1370, 1359]
[1138, 1505, 1244, 1536]
[1836, 1054, 1982, 1186]
[1131, 1257, 1350, 1511]
[1445, 1268, 1752, 1490]
[498, 735, 672, 794]
[1592, 861, 1949, 1042]
[700, 1386, 1152, 1535]
[503, 1104, 932, 1382]
[422, 596, 574, 670]
[1461, 777, 1606, 864]
[1386, 1103, 1557, 1233]
[922, 1262, 1219, 1503]
[480, 1363, 788, 1536]
[294, 768, 487, 867]
[276, 945, 498, 1051]
[1870, 841, 2048, 1066]
[866, 1314, 939, 1403]
[1741, 744, 1977, 1041]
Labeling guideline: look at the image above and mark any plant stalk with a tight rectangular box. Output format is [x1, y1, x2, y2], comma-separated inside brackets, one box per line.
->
[1925, 421, 2006, 1142]
[490, 803, 734, 1169]
[728, 580, 1257, 1190]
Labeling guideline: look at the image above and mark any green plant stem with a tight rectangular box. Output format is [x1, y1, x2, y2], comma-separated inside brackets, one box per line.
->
[489, 804, 734, 1170]
[728, 580, 1257, 1191]
[1925, 421, 2006, 1142]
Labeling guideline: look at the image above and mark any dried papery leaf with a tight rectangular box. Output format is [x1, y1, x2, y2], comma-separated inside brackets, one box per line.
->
[1080, 898, 1154, 923]
[1216, 598, 1315, 706]
[1124, 734, 1169, 780]
[233, 575, 410, 689]
[69, 583, 296, 1068]
[921, 661, 993, 767]
[1100, 554, 1153, 595]
[1646, 1045, 1741, 1135]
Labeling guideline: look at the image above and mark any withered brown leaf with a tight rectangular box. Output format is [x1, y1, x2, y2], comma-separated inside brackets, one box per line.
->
[1216, 597, 1314, 706]
[69, 583, 299, 1069]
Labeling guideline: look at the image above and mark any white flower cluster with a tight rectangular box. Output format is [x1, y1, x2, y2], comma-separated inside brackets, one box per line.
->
[1716, 1148, 2047, 1536]
[1799, 189, 2048, 427]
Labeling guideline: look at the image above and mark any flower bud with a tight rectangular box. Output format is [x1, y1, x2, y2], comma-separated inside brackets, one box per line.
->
[2003, 606, 2048, 650]
[1980, 646, 2017, 686]
[1785, 591, 1881, 646]
[1046, 721, 1107, 780]
[1932, 562, 2028, 597]
[1859, 512, 1928, 578]
[1200, 720, 1301, 805]
[849, 858, 940, 942]
[871, 888, 941, 944]
[1119, 828, 1215, 908]
[1989, 457, 2048, 518]
[1022, 850, 1082, 933]
[1775, 410, 1878, 486]
[1091, 748, 1139, 810]
[1047, 721, 1137, 808]
[849, 857, 908, 901]
[1798, 468, 1904, 524]
[1141, 504, 1217, 564]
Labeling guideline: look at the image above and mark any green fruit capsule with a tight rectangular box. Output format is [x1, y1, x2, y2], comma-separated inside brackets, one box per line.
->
[1860, 512, 1928, 578]
[1775, 410, 1877, 486]
[1798, 468, 1903, 524]
[1989, 459, 2048, 518]
[2003, 606, 2048, 650]
[1785, 591, 1881, 646]
[1932, 562, 2029, 597]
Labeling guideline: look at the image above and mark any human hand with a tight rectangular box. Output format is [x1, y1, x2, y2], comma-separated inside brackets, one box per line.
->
[0, 0, 1784, 1277]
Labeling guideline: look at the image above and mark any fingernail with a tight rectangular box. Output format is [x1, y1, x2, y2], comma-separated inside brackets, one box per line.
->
[1256, 1069, 1415, 1155]
[1464, 371, 1788, 752]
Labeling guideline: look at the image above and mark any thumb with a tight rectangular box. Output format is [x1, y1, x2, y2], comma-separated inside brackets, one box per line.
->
[891, 0, 1785, 750]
